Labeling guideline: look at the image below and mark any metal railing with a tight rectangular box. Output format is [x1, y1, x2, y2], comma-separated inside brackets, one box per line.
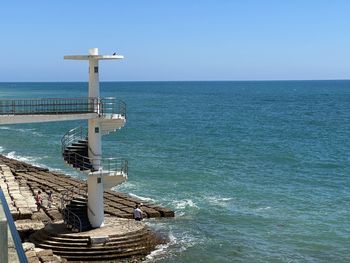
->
[0, 188, 28, 263]
[0, 98, 96, 115]
[61, 126, 128, 175]
[61, 207, 83, 232]
[60, 185, 87, 211]
[61, 186, 87, 232]
[60, 185, 95, 220]
[0, 97, 126, 117]
[100, 97, 126, 118]
[101, 158, 128, 176]
[60, 186, 87, 232]
[63, 151, 128, 175]
[61, 126, 85, 154]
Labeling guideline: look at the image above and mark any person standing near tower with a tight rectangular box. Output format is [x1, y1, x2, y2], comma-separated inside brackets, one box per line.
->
[133, 204, 143, 221]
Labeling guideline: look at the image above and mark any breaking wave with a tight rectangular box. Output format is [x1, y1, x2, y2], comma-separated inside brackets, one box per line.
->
[172, 199, 198, 210]
[144, 231, 201, 262]
[128, 193, 156, 202]
[0, 126, 43, 137]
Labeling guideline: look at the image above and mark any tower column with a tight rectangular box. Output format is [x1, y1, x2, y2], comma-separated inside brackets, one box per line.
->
[88, 48, 100, 98]
[87, 48, 102, 169]
[87, 48, 103, 227]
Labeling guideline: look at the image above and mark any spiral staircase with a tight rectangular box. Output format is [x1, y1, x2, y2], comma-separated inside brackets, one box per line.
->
[61, 124, 128, 179]
[59, 98, 128, 231]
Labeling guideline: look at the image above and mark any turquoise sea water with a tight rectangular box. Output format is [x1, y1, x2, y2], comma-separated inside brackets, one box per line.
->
[0, 81, 349, 262]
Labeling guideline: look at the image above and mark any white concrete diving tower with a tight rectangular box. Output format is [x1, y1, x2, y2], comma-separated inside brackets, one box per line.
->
[64, 48, 126, 228]
[0, 48, 128, 230]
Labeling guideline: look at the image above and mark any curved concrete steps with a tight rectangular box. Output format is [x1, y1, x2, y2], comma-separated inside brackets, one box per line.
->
[30, 223, 158, 261]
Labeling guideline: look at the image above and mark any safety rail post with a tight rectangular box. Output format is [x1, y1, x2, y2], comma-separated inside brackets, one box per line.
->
[0, 188, 28, 263]
[0, 218, 8, 263]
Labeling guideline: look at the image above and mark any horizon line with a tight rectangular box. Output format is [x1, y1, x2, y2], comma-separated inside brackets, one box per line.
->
[0, 79, 350, 83]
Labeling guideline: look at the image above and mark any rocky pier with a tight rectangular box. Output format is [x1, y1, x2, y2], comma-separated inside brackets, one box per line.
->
[0, 154, 174, 262]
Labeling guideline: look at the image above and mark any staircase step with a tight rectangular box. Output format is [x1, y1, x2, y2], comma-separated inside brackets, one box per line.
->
[52, 246, 151, 260]
[35, 238, 151, 252]
[66, 203, 87, 208]
[31, 230, 87, 244]
[32, 228, 152, 247]
[71, 142, 88, 147]
[67, 145, 87, 150]
[72, 196, 88, 202]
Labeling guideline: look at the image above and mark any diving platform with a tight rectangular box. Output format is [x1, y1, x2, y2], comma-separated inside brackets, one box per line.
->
[0, 48, 129, 230]
[0, 97, 126, 125]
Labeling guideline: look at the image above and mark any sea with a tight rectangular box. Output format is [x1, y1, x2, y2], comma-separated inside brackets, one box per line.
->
[0, 81, 349, 263]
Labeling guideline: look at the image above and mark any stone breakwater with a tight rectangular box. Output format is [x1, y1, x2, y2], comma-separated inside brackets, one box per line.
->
[0, 155, 174, 262]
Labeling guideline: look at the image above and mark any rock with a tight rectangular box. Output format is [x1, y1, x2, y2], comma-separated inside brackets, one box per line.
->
[27, 257, 40, 263]
[22, 242, 35, 252]
[18, 208, 33, 219]
[37, 249, 53, 257]
[25, 250, 37, 258]
[14, 200, 28, 207]
[39, 255, 58, 262]
[15, 219, 45, 231]
[34, 247, 44, 253]
[89, 235, 110, 245]
[11, 211, 20, 220]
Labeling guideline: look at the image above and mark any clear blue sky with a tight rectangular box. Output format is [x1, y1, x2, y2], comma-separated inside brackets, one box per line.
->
[1, 1, 350, 81]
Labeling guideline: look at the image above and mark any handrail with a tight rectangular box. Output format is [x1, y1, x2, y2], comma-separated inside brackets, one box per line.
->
[62, 208, 82, 232]
[61, 126, 128, 175]
[88, 145, 102, 157]
[60, 186, 96, 219]
[60, 185, 87, 211]
[0, 188, 28, 263]
[0, 97, 126, 117]
[0, 97, 97, 115]
[87, 205, 96, 217]
[100, 97, 126, 118]
[64, 150, 128, 175]
[60, 186, 88, 232]
[61, 126, 85, 154]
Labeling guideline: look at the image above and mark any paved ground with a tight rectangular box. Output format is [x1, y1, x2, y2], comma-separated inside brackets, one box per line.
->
[46, 217, 145, 238]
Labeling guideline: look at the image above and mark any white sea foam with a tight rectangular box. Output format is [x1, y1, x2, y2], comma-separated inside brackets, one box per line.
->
[144, 233, 177, 262]
[173, 199, 198, 209]
[111, 181, 137, 192]
[0, 146, 4, 153]
[205, 196, 233, 207]
[255, 206, 271, 211]
[4, 151, 49, 169]
[0, 126, 43, 136]
[6, 151, 39, 163]
[128, 193, 156, 202]
[144, 231, 201, 262]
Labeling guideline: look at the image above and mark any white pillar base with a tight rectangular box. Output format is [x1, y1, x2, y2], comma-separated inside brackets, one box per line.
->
[87, 175, 104, 228]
